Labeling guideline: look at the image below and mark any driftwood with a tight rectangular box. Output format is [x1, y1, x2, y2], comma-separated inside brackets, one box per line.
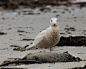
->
[0, 52, 81, 66]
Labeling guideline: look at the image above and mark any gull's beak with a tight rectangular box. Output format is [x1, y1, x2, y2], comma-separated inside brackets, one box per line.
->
[54, 24, 56, 26]
[52, 22, 57, 26]
[53, 22, 57, 24]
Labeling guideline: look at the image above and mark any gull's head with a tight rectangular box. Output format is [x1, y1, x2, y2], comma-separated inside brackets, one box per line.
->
[50, 17, 59, 27]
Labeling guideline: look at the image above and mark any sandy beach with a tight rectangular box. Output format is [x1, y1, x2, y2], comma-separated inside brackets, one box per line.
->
[0, 5, 86, 69]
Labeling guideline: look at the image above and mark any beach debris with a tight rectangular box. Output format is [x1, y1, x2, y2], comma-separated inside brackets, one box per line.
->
[62, 11, 65, 14]
[10, 45, 22, 48]
[17, 30, 30, 34]
[0, 60, 40, 67]
[64, 27, 76, 31]
[10, 45, 29, 51]
[83, 30, 86, 32]
[10, 45, 26, 51]
[60, 32, 66, 35]
[53, 11, 58, 13]
[0, 52, 81, 66]
[66, 31, 72, 34]
[56, 14, 60, 17]
[56, 36, 86, 46]
[17, 30, 25, 33]
[13, 48, 26, 51]
[19, 34, 25, 36]
[19, 9, 40, 15]
[82, 30, 86, 35]
[8, 28, 12, 30]
[1, 17, 5, 20]
[21, 39, 34, 41]
[40, 7, 51, 12]
[0, 32, 7, 35]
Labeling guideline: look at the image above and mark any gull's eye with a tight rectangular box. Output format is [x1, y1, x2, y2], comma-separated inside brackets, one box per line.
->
[51, 20, 52, 22]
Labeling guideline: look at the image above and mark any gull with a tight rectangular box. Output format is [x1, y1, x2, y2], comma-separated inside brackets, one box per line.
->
[27, 17, 60, 51]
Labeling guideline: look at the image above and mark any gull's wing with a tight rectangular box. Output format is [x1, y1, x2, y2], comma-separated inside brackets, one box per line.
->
[33, 30, 46, 43]
[26, 30, 46, 50]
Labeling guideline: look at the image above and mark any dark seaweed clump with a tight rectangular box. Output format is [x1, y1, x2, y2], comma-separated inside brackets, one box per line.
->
[56, 36, 86, 46]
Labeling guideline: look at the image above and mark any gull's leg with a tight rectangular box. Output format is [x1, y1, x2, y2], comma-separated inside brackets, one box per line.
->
[50, 48, 53, 51]
[43, 49, 45, 52]
[50, 46, 58, 51]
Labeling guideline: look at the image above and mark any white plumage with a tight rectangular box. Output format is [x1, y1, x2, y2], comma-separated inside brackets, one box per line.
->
[27, 17, 60, 50]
